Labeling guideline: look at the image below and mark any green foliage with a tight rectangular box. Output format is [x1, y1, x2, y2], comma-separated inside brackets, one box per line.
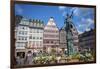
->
[32, 50, 94, 64]
[51, 48, 56, 54]
[69, 51, 94, 62]
[79, 52, 94, 62]
[72, 53, 80, 59]
[33, 53, 57, 64]
[61, 54, 67, 60]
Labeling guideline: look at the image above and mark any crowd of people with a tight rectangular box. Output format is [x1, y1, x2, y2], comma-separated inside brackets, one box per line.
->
[16, 51, 35, 65]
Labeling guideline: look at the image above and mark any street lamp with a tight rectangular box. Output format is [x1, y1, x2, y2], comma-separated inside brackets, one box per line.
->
[64, 49, 67, 55]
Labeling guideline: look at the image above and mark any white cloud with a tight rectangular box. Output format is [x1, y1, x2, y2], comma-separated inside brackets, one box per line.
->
[70, 7, 93, 17]
[86, 18, 94, 31]
[78, 24, 82, 27]
[77, 18, 94, 33]
[81, 18, 94, 26]
[81, 18, 85, 22]
[58, 6, 66, 11]
[70, 7, 80, 16]
[86, 28, 90, 31]
[70, 7, 94, 33]
[58, 6, 80, 17]
[78, 30, 83, 34]
[87, 18, 94, 24]
[58, 6, 67, 17]
[62, 11, 67, 17]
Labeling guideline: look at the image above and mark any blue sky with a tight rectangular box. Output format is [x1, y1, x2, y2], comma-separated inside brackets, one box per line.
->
[15, 4, 95, 34]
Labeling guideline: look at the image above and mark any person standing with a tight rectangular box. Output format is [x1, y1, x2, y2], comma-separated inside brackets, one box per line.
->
[16, 56, 21, 65]
[25, 51, 33, 65]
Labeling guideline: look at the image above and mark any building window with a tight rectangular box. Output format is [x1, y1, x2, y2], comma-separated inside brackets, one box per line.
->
[40, 37, 42, 39]
[30, 29, 32, 33]
[25, 37, 27, 40]
[51, 41, 53, 43]
[18, 36, 21, 40]
[37, 37, 39, 39]
[22, 31, 24, 35]
[22, 27, 25, 29]
[33, 37, 35, 39]
[46, 41, 49, 43]
[25, 31, 27, 35]
[19, 31, 21, 34]
[22, 37, 25, 40]
[29, 36, 32, 39]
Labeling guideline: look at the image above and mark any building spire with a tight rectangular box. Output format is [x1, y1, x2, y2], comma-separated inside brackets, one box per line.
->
[47, 17, 56, 26]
